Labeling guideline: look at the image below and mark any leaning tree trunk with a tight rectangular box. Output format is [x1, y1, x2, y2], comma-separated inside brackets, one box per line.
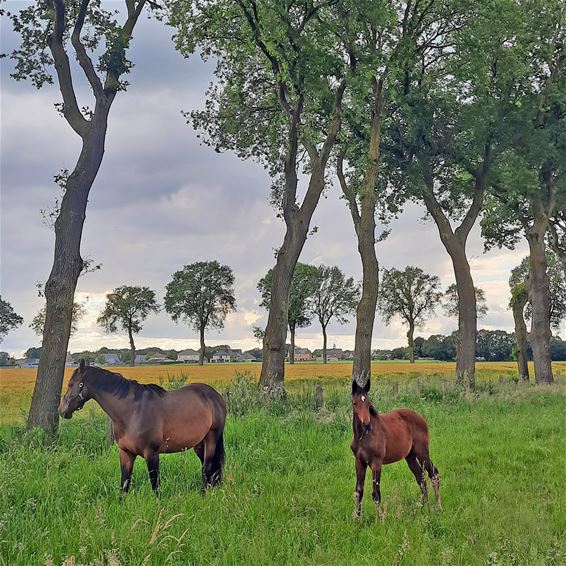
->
[511, 287, 530, 382]
[407, 321, 415, 364]
[199, 325, 206, 366]
[527, 224, 554, 384]
[27, 114, 109, 435]
[322, 324, 328, 364]
[128, 326, 136, 367]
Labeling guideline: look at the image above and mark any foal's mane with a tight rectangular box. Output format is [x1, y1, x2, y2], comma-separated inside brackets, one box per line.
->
[85, 366, 166, 400]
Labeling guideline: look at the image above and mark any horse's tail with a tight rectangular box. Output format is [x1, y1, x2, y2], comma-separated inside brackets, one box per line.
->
[210, 429, 225, 486]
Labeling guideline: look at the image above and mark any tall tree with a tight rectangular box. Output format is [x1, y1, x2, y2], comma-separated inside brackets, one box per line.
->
[481, 0, 565, 384]
[170, 0, 347, 396]
[335, 0, 470, 387]
[443, 284, 488, 320]
[257, 263, 318, 365]
[385, 0, 525, 388]
[4, 0, 149, 434]
[310, 265, 359, 364]
[378, 267, 442, 363]
[165, 261, 236, 365]
[509, 266, 530, 382]
[97, 286, 160, 366]
[0, 296, 24, 343]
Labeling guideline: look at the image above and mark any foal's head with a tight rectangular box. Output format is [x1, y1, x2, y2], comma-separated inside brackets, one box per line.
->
[59, 359, 90, 419]
[351, 378, 372, 428]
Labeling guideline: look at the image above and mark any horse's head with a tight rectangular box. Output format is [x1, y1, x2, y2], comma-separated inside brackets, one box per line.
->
[352, 378, 372, 428]
[59, 359, 90, 419]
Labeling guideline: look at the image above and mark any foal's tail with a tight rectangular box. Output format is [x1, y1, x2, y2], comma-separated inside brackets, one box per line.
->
[210, 429, 225, 486]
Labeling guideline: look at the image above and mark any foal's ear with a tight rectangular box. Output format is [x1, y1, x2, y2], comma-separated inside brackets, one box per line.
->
[351, 380, 359, 396]
[79, 359, 86, 372]
[364, 377, 371, 393]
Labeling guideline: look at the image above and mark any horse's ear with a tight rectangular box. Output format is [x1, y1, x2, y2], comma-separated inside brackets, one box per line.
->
[351, 380, 359, 396]
[364, 377, 371, 393]
[79, 359, 86, 372]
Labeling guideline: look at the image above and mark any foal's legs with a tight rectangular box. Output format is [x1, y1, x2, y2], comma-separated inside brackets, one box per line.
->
[144, 451, 160, 495]
[406, 452, 428, 504]
[119, 449, 136, 495]
[369, 460, 383, 507]
[353, 457, 367, 520]
[423, 456, 441, 509]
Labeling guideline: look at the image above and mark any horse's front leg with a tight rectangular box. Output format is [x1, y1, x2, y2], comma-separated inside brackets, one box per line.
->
[119, 448, 136, 496]
[144, 451, 160, 495]
[370, 459, 383, 516]
[353, 457, 367, 520]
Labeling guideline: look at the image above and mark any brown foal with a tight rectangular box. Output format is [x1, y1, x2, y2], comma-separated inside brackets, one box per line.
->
[351, 377, 441, 519]
[59, 360, 226, 495]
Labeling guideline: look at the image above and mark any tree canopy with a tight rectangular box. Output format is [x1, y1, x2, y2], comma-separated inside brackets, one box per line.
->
[0, 296, 24, 343]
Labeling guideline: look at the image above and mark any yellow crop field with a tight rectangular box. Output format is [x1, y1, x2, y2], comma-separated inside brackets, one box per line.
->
[2, 360, 565, 395]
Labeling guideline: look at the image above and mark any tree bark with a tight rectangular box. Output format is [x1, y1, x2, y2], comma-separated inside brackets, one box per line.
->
[407, 320, 415, 364]
[527, 223, 554, 383]
[27, 112, 110, 434]
[420, 156, 488, 389]
[25, 0, 146, 436]
[322, 324, 328, 364]
[511, 287, 530, 382]
[199, 325, 206, 366]
[259, 83, 345, 397]
[337, 78, 383, 388]
[128, 325, 136, 367]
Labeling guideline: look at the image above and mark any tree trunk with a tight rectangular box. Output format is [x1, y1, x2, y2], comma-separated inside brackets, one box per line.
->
[322, 324, 328, 364]
[338, 79, 383, 388]
[27, 115, 109, 435]
[199, 325, 206, 366]
[407, 321, 415, 364]
[511, 288, 530, 382]
[289, 325, 295, 365]
[128, 325, 136, 367]
[527, 225, 554, 383]
[259, 169, 326, 396]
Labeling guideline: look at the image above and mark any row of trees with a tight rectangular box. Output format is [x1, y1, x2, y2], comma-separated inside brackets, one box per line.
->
[4, 0, 564, 434]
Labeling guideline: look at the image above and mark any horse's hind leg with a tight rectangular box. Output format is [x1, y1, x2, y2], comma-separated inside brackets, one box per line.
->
[202, 429, 225, 489]
[423, 456, 441, 509]
[405, 452, 428, 505]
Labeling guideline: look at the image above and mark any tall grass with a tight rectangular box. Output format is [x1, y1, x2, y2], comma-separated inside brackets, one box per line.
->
[1, 377, 565, 565]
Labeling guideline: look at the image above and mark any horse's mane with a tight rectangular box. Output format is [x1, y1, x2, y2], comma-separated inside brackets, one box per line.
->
[86, 366, 166, 400]
[369, 404, 379, 417]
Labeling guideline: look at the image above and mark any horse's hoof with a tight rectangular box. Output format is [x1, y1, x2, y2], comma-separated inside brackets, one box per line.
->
[352, 510, 361, 521]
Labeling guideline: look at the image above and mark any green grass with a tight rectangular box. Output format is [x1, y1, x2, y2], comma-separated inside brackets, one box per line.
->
[1, 379, 565, 565]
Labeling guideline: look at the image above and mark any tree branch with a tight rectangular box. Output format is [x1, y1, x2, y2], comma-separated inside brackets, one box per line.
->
[48, 0, 88, 137]
[71, 0, 105, 102]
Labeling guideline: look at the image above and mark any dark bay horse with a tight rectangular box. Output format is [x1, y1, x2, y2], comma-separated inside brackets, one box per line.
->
[59, 360, 226, 495]
[351, 378, 441, 519]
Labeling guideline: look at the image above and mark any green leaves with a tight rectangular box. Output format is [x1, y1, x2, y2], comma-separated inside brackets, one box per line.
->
[97, 286, 160, 336]
[164, 261, 236, 333]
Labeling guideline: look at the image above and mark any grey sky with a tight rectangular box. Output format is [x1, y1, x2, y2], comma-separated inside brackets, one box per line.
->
[1, 4, 549, 358]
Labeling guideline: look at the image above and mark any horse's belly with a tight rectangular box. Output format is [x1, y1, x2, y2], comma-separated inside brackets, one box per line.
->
[159, 410, 212, 453]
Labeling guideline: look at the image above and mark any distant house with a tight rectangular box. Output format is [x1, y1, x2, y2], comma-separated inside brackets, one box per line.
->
[134, 354, 147, 365]
[212, 350, 231, 363]
[232, 351, 257, 363]
[178, 349, 201, 364]
[101, 353, 121, 365]
[19, 358, 40, 368]
[294, 347, 314, 362]
[316, 348, 343, 363]
[342, 350, 355, 361]
[146, 354, 174, 364]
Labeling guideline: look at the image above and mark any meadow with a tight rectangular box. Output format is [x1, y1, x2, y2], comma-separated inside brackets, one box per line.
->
[0, 363, 565, 565]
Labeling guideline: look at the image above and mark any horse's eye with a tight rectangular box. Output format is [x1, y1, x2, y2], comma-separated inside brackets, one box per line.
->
[79, 382, 83, 388]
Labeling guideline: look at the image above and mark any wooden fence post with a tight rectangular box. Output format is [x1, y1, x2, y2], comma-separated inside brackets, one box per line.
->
[315, 383, 324, 411]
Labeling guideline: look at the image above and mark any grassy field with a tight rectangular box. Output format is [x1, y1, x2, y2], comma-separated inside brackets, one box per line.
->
[1, 364, 565, 565]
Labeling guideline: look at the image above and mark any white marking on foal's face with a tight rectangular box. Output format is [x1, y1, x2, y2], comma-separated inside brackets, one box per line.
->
[361, 395, 366, 402]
